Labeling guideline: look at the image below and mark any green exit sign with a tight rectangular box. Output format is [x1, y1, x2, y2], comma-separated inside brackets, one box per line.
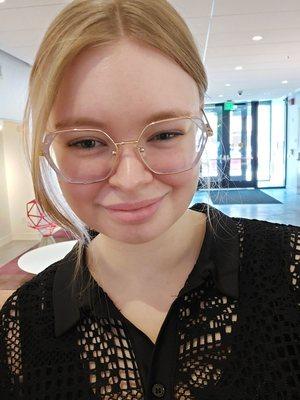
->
[224, 101, 235, 111]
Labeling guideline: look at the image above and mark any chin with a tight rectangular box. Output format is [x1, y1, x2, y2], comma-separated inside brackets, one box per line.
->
[109, 232, 158, 245]
[95, 218, 171, 244]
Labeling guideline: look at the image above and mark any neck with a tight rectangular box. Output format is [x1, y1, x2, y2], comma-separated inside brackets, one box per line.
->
[87, 209, 206, 281]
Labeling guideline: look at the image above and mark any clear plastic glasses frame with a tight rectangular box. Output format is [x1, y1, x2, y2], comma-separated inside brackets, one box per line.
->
[40, 109, 213, 184]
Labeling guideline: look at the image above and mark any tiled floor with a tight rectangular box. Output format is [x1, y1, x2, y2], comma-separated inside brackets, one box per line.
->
[0, 188, 299, 308]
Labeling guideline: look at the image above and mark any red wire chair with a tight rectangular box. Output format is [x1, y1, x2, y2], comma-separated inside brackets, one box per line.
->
[26, 199, 57, 247]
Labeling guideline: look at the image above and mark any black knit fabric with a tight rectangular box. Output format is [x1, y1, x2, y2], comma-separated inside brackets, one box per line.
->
[0, 203, 299, 400]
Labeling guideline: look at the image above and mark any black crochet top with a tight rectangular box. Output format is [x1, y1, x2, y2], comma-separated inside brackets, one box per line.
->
[0, 203, 299, 400]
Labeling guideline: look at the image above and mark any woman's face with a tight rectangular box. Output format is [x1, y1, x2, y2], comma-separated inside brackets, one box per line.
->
[51, 38, 201, 244]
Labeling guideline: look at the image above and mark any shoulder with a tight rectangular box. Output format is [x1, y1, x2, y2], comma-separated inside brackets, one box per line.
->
[231, 215, 299, 264]
[0, 259, 72, 393]
[231, 215, 299, 249]
[191, 202, 299, 262]
[0, 241, 80, 317]
[0, 240, 82, 340]
[230, 216, 299, 295]
[0, 262, 60, 324]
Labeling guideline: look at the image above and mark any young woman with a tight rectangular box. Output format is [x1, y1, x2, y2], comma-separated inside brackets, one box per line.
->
[1, 1, 299, 399]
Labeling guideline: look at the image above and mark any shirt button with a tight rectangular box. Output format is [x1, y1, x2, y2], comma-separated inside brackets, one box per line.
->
[152, 383, 165, 398]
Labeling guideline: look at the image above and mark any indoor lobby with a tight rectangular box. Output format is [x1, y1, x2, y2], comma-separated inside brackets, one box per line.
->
[0, 0, 300, 310]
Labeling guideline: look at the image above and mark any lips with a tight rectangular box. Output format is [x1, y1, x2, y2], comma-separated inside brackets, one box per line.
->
[105, 196, 164, 211]
[104, 196, 164, 224]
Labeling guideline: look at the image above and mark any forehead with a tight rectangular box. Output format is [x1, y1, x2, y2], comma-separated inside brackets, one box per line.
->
[51, 39, 200, 132]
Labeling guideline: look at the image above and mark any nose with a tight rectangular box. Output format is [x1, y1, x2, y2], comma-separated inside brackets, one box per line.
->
[108, 144, 153, 190]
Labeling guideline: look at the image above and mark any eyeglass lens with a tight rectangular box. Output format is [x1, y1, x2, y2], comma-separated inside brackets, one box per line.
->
[48, 117, 207, 183]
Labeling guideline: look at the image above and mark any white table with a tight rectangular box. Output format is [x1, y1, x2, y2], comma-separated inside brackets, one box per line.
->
[18, 240, 78, 274]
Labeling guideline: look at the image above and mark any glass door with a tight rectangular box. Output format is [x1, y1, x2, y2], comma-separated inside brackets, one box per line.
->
[226, 103, 256, 187]
[201, 103, 257, 188]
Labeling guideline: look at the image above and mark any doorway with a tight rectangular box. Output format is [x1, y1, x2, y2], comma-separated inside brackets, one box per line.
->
[201, 102, 258, 188]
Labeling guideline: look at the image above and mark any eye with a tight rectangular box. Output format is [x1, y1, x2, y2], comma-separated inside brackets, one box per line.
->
[68, 138, 107, 149]
[148, 131, 184, 141]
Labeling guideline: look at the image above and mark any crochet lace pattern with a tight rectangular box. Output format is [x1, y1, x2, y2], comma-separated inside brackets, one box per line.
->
[0, 216, 299, 399]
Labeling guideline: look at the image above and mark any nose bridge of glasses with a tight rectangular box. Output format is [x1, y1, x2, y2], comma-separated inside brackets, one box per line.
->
[114, 138, 140, 147]
[113, 138, 145, 165]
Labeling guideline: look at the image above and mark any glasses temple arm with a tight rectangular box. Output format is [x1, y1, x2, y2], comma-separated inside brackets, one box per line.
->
[201, 109, 213, 137]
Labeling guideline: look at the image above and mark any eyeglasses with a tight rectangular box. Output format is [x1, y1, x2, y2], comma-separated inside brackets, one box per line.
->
[40, 109, 213, 184]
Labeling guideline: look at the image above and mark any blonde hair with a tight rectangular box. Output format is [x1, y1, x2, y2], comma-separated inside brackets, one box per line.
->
[23, 0, 208, 295]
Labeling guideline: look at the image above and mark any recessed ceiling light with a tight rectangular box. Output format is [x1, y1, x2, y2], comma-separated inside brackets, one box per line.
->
[235, 66, 243, 70]
[218, 95, 224, 97]
[282, 80, 288, 84]
[225, 83, 231, 87]
[0, 0, 6, 4]
[252, 35, 263, 41]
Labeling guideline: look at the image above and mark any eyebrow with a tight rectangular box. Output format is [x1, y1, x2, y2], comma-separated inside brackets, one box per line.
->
[54, 109, 194, 130]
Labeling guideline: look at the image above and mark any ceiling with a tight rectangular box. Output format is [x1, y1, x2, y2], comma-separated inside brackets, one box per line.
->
[0, 0, 300, 103]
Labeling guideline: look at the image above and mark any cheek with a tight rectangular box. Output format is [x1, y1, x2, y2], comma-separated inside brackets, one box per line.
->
[159, 164, 200, 192]
[58, 180, 103, 215]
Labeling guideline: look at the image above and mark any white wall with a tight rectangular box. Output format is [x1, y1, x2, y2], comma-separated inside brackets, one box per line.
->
[2, 120, 39, 241]
[298, 108, 300, 194]
[0, 129, 11, 246]
[286, 91, 300, 194]
[0, 50, 30, 121]
[0, 50, 39, 244]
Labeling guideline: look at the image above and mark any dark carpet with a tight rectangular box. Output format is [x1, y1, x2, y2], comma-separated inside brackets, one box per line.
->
[209, 189, 282, 205]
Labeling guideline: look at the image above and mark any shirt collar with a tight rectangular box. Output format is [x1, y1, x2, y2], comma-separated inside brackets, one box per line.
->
[53, 203, 240, 337]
